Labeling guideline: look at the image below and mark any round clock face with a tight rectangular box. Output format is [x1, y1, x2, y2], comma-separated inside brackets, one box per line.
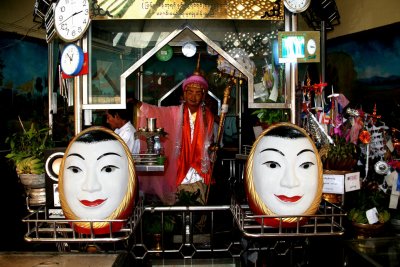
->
[54, 0, 90, 42]
[284, 0, 311, 13]
[307, 39, 317, 55]
[182, 42, 197, 57]
[61, 44, 84, 76]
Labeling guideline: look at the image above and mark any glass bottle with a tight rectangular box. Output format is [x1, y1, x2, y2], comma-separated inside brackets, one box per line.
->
[154, 136, 162, 155]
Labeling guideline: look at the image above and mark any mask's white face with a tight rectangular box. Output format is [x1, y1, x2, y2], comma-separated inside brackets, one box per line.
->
[252, 135, 318, 215]
[63, 140, 129, 219]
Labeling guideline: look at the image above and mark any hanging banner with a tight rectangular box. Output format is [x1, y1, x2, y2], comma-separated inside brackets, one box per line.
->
[90, 0, 284, 20]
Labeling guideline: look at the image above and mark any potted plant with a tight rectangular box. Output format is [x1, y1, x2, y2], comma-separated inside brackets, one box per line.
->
[321, 134, 359, 171]
[346, 181, 391, 238]
[251, 108, 289, 129]
[5, 121, 54, 188]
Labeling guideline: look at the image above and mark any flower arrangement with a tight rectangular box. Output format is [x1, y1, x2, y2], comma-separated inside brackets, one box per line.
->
[301, 79, 397, 229]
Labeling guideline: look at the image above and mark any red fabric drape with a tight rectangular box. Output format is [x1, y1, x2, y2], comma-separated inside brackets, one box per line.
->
[176, 106, 214, 185]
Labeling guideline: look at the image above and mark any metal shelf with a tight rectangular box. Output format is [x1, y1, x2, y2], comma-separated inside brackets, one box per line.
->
[231, 197, 346, 238]
[22, 199, 144, 243]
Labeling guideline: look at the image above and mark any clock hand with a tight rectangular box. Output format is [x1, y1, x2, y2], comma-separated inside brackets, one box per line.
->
[60, 10, 83, 24]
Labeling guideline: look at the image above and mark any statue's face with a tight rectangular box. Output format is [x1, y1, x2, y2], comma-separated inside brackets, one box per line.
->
[252, 135, 319, 215]
[62, 139, 129, 219]
[183, 85, 204, 111]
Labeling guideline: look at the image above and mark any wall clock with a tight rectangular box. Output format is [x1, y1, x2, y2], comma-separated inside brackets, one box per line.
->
[307, 38, 317, 55]
[182, 42, 197, 57]
[54, 0, 90, 42]
[283, 0, 311, 14]
[61, 44, 85, 76]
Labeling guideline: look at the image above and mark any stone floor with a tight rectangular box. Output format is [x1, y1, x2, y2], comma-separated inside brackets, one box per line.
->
[0, 252, 119, 267]
[0, 252, 241, 267]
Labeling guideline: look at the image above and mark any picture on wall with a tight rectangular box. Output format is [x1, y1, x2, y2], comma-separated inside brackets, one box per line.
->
[326, 22, 400, 129]
[0, 33, 48, 147]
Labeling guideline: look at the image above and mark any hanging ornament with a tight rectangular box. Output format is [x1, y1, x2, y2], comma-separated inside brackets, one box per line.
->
[359, 130, 371, 144]
[312, 81, 327, 112]
[371, 103, 381, 125]
[374, 160, 390, 175]
[306, 111, 333, 147]
[366, 123, 388, 159]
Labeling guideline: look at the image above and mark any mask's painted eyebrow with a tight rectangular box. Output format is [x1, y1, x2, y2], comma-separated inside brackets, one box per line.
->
[260, 148, 284, 156]
[66, 153, 85, 160]
[297, 149, 315, 156]
[97, 152, 122, 160]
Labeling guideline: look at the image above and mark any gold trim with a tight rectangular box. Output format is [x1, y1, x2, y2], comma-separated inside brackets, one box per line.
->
[91, 0, 284, 20]
[59, 126, 137, 232]
[245, 122, 323, 225]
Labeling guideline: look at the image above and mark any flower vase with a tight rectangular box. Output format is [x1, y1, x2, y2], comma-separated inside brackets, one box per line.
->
[352, 222, 386, 239]
[19, 173, 45, 188]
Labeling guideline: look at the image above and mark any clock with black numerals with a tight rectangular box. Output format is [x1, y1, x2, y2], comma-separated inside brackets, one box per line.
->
[284, 0, 311, 14]
[54, 0, 90, 42]
[60, 43, 84, 76]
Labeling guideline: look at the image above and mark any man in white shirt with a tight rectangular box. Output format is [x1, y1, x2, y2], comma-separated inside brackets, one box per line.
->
[106, 103, 140, 154]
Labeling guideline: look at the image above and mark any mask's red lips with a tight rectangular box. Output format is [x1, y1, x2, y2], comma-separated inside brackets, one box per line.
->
[80, 199, 107, 207]
[275, 195, 302, 203]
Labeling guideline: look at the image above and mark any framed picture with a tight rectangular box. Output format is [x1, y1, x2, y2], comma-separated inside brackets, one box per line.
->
[247, 53, 291, 109]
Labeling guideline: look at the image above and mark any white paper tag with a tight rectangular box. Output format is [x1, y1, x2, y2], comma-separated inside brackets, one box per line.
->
[53, 184, 61, 207]
[253, 126, 263, 138]
[385, 171, 400, 195]
[345, 172, 361, 192]
[389, 194, 399, 209]
[48, 209, 65, 219]
[386, 138, 394, 152]
[385, 171, 395, 187]
[386, 170, 400, 209]
[323, 174, 344, 194]
[366, 207, 379, 224]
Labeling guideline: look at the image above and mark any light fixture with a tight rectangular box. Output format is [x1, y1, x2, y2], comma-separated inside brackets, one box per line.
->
[182, 42, 197, 57]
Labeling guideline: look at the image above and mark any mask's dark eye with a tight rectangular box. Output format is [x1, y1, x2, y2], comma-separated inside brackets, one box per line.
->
[101, 165, 119, 173]
[263, 161, 281, 168]
[67, 166, 82, 173]
[300, 162, 314, 169]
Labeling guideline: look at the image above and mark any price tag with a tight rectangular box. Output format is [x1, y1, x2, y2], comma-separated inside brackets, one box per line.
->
[345, 172, 361, 192]
[386, 170, 400, 209]
[366, 207, 379, 224]
[323, 174, 344, 194]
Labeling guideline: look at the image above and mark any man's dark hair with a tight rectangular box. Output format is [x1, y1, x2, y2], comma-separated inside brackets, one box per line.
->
[107, 102, 134, 121]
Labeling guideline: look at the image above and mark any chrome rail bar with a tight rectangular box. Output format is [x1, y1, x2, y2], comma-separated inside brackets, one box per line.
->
[22, 199, 144, 243]
[230, 197, 346, 238]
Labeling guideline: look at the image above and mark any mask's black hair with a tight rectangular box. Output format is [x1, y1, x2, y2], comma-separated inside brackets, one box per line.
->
[76, 130, 116, 143]
[266, 125, 305, 139]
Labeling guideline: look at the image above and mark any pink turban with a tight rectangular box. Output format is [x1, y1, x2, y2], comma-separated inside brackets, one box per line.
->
[182, 74, 208, 92]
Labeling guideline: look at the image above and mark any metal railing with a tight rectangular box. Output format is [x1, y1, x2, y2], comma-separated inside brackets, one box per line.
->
[22, 199, 144, 243]
[130, 204, 242, 260]
[231, 197, 346, 238]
